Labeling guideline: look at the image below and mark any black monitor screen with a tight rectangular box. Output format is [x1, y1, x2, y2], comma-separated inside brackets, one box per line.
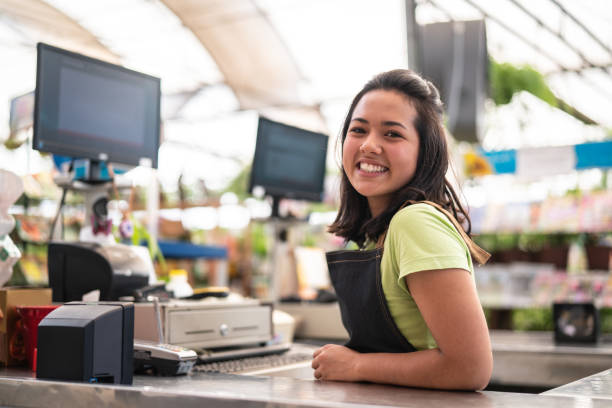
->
[249, 117, 328, 202]
[33, 43, 160, 168]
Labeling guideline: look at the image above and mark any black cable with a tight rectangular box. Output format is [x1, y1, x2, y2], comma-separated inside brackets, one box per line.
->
[49, 159, 74, 243]
[61, 200, 65, 240]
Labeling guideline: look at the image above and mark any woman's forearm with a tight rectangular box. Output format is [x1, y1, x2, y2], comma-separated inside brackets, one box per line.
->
[354, 348, 492, 390]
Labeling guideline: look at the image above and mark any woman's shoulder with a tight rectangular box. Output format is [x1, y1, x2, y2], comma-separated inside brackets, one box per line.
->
[390, 202, 445, 226]
[385, 202, 472, 272]
[388, 202, 461, 240]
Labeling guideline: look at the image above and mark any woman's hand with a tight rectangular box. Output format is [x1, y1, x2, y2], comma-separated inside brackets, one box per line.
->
[311, 344, 362, 381]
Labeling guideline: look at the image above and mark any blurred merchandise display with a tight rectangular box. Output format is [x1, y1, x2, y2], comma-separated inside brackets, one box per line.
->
[566, 237, 589, 275]
[476, 263, 553, 309]
[476, 265, 612, 309]
[14, 215, 49, 243]
[16, 246, 48, 286]
[471, 190, 612, 234]
[0, 169, 24, 286]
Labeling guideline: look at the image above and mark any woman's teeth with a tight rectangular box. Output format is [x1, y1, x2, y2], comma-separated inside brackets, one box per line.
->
[360, 162, 387, 173]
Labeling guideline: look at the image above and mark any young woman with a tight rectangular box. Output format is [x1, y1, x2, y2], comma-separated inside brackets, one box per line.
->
[311, 69, 492, 390]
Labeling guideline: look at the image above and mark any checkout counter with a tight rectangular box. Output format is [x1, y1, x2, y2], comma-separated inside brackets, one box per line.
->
[2, 307, 612, 407]
[4, 242, 611, 406]
[2, 360, 612, 407]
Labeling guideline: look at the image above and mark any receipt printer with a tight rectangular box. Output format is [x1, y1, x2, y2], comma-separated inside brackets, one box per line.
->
[36, 301, 134, 385]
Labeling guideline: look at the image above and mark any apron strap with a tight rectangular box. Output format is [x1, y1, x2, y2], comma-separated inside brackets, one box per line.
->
[376, 200, 490, 266]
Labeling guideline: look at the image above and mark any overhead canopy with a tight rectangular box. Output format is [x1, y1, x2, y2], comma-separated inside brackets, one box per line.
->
[0, 0, 120, 63]
[162, 0, 304, 110]
[0, 0, 610, 188]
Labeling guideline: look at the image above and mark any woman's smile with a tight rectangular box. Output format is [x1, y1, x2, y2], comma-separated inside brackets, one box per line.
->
[356, 159, 389, 176]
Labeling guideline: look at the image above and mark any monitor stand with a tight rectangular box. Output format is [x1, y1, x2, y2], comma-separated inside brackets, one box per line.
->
[266, 196, 300, 303]
[74, 159, 111, 184]
[270, 196, 281, 219]
[269, 196, 300, 221]
[53, 159, 116, 243]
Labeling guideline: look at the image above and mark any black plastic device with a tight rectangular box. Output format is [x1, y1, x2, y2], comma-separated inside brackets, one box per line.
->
[248, 116, 328, 217]
[553, 302, 600, 344]
[37, 301, 134, 385]
[47, 242, 149, 302]
[133, 340, 197, 376]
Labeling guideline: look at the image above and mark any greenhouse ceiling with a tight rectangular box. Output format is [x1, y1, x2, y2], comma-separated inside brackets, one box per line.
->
[0, 0, 610, 189]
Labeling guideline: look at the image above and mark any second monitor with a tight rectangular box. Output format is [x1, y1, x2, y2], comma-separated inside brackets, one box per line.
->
[249, 117, 328, 218]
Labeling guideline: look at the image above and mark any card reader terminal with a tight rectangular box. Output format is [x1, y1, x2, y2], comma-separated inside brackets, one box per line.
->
[133, 340, 197, 375]
[133, 296, 197, 375]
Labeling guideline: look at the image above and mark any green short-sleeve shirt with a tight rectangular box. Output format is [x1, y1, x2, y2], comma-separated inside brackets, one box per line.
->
[379, 203, 474, 350]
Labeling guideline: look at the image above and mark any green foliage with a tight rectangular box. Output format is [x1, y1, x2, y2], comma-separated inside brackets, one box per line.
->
[490, 59, 557, 107]
[517, 233, 549, 252]
[307, 202, 336, 213]
[474, 233, 520, 252]
[472, 234, 497, 253]
[300, 232, 317, 247]
[599, 308, 612, 333]
[599, 171, 608, 191]
[6, 262, 28, 286]
[251, 223, 268, 257]
[475, 232, 591, 253]
[119, 215, 167, 273]
[223, 165, 251, 200]
[3, 137, 26, 150]
[489, 58, 605, 127]
[512, 308, 554, 331]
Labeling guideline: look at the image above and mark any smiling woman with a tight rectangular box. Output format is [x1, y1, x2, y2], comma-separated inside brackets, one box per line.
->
[316, 69, 493, 390]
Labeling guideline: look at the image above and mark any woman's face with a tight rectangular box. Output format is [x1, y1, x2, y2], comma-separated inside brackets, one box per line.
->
[342, 89, 420, 217]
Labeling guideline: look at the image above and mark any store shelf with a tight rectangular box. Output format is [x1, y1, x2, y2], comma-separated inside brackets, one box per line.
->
[470, 190, 612, 234]
[475, 264, 612, 310]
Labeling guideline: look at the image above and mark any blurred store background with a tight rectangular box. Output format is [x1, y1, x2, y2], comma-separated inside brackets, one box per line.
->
[0, 0, 611, 343]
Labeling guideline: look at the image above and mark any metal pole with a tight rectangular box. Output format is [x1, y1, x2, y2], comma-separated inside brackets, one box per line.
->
[405, 0, 420, 71]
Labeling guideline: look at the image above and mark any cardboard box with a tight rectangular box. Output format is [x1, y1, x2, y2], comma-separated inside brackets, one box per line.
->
[0, 287, 52, 366]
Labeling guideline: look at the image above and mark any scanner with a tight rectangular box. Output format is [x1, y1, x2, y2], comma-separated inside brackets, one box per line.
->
[36, 301, 134, 385]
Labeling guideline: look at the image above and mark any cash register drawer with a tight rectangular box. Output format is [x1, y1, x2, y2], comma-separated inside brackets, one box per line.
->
[134, 302, 272, 350]
[167, 306, 272, 348]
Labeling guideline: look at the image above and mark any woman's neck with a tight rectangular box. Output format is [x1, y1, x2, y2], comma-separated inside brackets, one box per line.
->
[367, 196, 391, 218]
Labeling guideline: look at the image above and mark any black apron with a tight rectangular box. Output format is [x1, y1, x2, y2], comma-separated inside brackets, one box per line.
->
[326, 200, 490, 354]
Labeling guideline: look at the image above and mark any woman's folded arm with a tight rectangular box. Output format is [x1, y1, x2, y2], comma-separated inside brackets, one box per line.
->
[312, 268, 492, 390]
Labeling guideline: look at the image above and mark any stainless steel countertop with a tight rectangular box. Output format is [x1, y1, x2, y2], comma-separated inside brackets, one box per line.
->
[544, 369, 612, 400]
[3, 367, 612, 408]
[489, 331, 612, 388]
[2, 331, 612, 407]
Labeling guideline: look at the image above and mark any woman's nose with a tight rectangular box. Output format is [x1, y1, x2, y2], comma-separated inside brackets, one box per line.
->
[359, 134, 382, 154]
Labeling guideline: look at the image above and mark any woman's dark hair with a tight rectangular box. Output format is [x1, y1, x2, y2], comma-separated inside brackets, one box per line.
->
[328, 69, 471, 248]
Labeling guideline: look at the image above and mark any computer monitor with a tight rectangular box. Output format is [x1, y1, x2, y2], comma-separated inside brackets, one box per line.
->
[33, 43, 160, 180]
[248, 117, 328, 217]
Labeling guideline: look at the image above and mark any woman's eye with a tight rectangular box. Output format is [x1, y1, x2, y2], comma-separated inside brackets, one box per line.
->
[386, 131, 403, 138]
[349, 127, 365, 134]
